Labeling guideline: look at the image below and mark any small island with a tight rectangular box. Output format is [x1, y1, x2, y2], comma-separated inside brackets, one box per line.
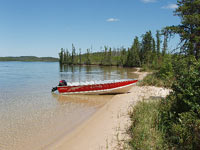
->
[0, 56, 59, 62]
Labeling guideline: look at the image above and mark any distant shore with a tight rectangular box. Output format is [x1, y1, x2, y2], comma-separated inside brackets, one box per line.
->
[0, 56, 59, 62]
[45, 69, 170, 150]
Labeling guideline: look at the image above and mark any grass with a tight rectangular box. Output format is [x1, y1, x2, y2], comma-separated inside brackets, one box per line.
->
[139, 73, 173, 88]
[128, 99, 168, 150]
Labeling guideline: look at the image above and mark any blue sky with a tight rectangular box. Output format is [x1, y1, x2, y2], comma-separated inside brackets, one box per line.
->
[0, 0, 180, 57]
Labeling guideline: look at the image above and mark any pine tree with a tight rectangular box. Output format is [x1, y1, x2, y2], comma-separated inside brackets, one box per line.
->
[166, 0, 200, 59]
[85, 48, 91, 65]
[59, 48, 64, 64]
[162, 32, 168, 56]
[132, 36, 141, 66]
[66, 49, 69, 64]
[126, 36, 141, 67]
[108, 47, 112, 66]
[103, 46, 108, 65]
[63, 49, 67, 63]
[100, 47, 104, 65]
[141, 31, 153, 66]
[152, 38, 156, 54]
[72, 44, 76, 64]
[120, 47, 127, 66]
[126, 48, 133, 67]
[79, 48, 82, 64]
[156, 30, 161, 57]
[152, 38, 159, 68]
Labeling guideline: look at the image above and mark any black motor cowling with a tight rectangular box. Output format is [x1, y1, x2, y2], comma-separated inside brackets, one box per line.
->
[59, 80, 67, 86]
[51, 80, 67, 92]
[51, 87, 57, 92]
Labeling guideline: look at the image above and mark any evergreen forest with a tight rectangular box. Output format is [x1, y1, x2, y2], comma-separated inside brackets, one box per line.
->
[58, 30, 167, 69]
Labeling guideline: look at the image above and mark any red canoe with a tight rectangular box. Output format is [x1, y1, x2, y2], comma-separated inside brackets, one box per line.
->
[52, 79, 138, 95]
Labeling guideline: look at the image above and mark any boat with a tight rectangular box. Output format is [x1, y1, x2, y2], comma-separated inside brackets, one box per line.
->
[52, 79, 138, 95]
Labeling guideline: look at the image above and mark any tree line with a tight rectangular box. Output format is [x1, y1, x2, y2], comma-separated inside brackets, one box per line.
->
[0, 56, 58, 62]
[58, 30, 168, 68]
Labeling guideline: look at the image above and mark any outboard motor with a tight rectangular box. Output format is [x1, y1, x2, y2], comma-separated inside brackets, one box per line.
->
[51, 87, 57, 92]
[51, 80, 67, 92]
[59, 80, 67, 86]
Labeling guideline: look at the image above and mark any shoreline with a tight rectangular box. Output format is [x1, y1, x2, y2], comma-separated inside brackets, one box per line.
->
[45, 71, 170, 150]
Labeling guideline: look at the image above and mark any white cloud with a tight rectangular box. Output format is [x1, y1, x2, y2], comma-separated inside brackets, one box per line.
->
[106, 18, 120, 22]
[141, 0, 156, 3]
[162, 4, 178, 9]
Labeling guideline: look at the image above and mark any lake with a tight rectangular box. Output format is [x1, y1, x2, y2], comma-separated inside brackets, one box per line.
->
[0, 62, 137, 150]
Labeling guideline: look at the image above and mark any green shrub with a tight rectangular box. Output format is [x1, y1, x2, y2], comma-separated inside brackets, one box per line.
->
[156, 56, 174, 81]
[140, 56, 174, 88]
[140, 73, 168, 87]
[140, 64, 152, 72]
[158, 56, 200, 150]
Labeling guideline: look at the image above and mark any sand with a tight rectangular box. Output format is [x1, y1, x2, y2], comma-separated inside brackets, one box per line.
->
[46, 70, 171, 150]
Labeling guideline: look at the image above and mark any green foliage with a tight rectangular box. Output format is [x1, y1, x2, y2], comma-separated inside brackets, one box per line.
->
[120, 48, 127, 66]
[102, 46, 108, 65]
[141, 31, 153, 66]
[156, 56, 174, 80]
[0, 56, 59, 62]
[58, 30, 167, 68]
[128, 100, 168, 150]
[78, 48, 82, 64]
[85, 48, 91, 65]
[171, 57, 200, 115]
[165, 0, 200, 59]
[140, 55, 174, 88]
[140, 73, 170, 87]
[156, 30, 161, 57]
[158, 56, 200, 149]
[162, 32, 168, 56]
[170, 111, 200, 149]
[59, 48, 64, 64]
[125, 36, 141, 67]
[108, 47, 112, 65]
[140, 72, 174, 88]
[100, 46, 113, 66]
[157, 1, 200, 148]
[71, 44, 76, 64]
[140, 64, 152, 72]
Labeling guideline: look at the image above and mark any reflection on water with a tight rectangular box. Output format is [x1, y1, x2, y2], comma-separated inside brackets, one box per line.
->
[53, 93, 113, 107]
[0, 62, 137, 150]
[59, 64, 138, 82]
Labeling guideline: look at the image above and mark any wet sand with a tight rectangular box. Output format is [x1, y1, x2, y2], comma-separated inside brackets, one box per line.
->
[46, 70, 170, 150]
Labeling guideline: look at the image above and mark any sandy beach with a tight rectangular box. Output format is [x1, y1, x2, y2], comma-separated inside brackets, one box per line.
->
[46, 71, 171, 150]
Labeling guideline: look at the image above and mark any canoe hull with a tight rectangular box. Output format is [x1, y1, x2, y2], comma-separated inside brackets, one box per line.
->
[57, 80, 138, 95]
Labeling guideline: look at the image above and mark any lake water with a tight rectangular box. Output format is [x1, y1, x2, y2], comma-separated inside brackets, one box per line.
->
[0, 62, 137, 150]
